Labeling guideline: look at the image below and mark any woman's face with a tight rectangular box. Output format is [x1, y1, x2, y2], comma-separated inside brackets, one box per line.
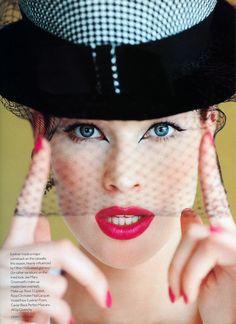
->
[50, 110, 206, 268]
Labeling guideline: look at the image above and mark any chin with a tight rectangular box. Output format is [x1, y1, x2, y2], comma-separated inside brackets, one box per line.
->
[64, 212, 179, 269]
[77, 237, 168, 270]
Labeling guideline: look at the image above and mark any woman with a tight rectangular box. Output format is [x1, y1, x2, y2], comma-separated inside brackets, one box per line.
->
[2, 108, 236, 324]
[0, 0, 236, 323]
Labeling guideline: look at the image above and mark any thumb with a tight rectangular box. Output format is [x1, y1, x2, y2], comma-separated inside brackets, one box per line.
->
[180, 208, 203, 236]
[34, 214, 52, 242]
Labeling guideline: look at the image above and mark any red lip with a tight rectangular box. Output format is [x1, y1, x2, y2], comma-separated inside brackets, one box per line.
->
[95, 206, 155, 240]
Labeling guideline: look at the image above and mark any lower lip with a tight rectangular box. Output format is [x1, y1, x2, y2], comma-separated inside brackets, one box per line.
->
[96, 216, 155, 240]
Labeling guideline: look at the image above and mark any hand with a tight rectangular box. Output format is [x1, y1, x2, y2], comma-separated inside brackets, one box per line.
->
[0, 137, 111, 324]
[168, 132, 236, 324]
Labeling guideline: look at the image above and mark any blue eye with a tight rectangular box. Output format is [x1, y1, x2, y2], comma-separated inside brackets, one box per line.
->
[64, 123, 104, 142]
[75, 125, 96, 138]
[142, 122, 185, 141]
[153, 124, 172, 137]
[149, 123, 174, 138]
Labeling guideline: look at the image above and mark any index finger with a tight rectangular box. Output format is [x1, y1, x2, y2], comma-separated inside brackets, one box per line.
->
[199, 132, 235, 229]
[3, 136, 51, 248]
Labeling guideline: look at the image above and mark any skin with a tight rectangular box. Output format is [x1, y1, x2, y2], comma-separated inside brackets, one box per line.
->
[50, 112, 202, 268]
[0, 109, 236, 324]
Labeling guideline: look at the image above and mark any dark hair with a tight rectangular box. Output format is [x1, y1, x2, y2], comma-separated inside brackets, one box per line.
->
[199, 106, 226, 135]
[199, 107, 226, 186]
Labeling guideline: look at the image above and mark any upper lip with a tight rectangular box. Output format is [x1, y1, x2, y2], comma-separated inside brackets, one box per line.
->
[95, 206, 155, 219]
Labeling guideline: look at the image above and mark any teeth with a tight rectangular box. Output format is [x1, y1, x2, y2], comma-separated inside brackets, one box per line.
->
[107, 216, 142, 225]
[125, 218, 132, 225]
[119, 218, 125, 225]
[113, 217, 119, 225]
[132, 216, 139, 223]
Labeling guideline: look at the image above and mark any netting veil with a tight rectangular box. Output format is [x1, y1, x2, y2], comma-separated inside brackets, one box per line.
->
[28, 107, 227, 226]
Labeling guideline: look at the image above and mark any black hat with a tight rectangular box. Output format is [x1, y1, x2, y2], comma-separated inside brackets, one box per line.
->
[0, 0, 235, 120]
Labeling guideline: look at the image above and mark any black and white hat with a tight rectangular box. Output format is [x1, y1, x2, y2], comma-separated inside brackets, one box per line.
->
[0, 0, 235, 120]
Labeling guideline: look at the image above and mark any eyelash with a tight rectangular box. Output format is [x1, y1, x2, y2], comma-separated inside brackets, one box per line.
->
[63, 123, 106, 143]
[141, 122, 186, 142]
[63, 121, 185, 143]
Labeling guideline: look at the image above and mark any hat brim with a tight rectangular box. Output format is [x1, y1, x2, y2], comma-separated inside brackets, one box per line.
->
[0, 0, 235, 120]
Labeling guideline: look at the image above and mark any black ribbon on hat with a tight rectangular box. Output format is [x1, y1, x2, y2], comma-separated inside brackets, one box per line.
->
[35, 11, 212, 98]
[0, 0, 235, 120]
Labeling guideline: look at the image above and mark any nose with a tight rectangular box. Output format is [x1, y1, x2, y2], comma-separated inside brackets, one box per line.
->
[102, 144, 142, 193]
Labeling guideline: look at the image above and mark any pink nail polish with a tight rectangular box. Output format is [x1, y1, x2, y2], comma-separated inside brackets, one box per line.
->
[207, 132, 214, 145]
[168, 286, 176, 303]
[181, 290, 188, 304]
[33, 135, 43, 154]
[68, 318, 74, 324]
[209, 225, 224, 234]
[182, 208, 193, 213]
[106, 290, 112, 308]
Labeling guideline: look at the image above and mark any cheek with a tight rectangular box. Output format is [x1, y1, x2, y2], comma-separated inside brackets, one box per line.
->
[164, 150, 199, 211]
[141, 135, 200, 214]
[50, 141, 106, 216]
[53, 158, 92, 190]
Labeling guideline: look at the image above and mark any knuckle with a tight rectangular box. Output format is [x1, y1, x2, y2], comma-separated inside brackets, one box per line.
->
[89, 266, 104, 282]
[56, 239, 74, 252]
[51, 299, 71, 323]
[61, 301, 72, 323]
[201, 239, 213, 254]
[84, 267, 105, 288]
[55, 276, 68, 296]
[168, 262, 180, 279]
[185, 224, 200, 239]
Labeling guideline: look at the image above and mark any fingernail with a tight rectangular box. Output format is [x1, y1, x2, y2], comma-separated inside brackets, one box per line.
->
[181, 289, 188, 304]
[106, 290, 112, 308]
[182, 208, 193, 213]
[68, 318, 74, 324]
[181, 208, 194, 217]
[181, 208, 193, 215]
[168, 286, 176, 303]
[209, 225, 224, 234]
[207, 132, 214, 145]
[33, 135, 43, 154]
